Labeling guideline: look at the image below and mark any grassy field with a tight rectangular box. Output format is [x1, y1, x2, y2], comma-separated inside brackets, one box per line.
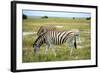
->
[22, 17, 91, 63]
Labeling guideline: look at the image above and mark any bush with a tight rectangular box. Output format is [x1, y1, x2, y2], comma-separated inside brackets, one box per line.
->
[41, 16, 48, 19]
[23, 14, 27, 19]
[73, 17, 75, 19]
[86, 17, 91, 20]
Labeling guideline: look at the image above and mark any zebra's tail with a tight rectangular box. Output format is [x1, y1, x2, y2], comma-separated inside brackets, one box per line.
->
[74, 36, 77, 49]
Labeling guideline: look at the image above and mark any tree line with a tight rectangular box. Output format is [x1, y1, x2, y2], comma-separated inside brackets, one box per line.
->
[23, 14, 91, 20]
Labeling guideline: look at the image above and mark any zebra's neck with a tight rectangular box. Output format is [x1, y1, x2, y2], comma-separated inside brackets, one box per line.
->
[35, 34, 46, 47]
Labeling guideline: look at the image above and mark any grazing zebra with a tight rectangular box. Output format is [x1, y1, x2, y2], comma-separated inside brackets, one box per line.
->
[33, 30, 80, 56]
[37, 25, 56, 36]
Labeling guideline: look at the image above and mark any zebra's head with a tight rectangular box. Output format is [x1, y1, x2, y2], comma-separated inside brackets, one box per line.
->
[33, 37, 41, 54]
[33, 43, 40, 54]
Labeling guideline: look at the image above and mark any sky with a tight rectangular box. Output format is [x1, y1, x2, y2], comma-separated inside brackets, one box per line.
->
[23, 10, 91, 18]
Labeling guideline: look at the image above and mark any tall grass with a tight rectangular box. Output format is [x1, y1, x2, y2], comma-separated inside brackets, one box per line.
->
[22, 17, 91, 63]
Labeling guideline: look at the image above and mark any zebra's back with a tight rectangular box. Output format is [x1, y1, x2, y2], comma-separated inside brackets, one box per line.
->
[37, 25, 56, 36]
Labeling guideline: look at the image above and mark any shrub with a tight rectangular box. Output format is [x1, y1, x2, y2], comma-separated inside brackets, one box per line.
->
[86, 17, 91, 20]
[41, 16, 48, 19]
[23, 14, 27, 19]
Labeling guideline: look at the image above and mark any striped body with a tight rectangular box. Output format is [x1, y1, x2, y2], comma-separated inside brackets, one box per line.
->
[33, 30, 80, 55]
[47, 31, 74, 45]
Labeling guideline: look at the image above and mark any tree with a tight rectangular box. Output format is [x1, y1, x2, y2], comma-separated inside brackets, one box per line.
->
[23, 14, 27, 19]
[73, 17, 75, 19]
[41, 16, 48, 19]
[86, 17, 91, 20]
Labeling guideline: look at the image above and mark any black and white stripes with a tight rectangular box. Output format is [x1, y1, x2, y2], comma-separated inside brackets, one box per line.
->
[33, 29, 80, 55]
[48, 31, 74, 45]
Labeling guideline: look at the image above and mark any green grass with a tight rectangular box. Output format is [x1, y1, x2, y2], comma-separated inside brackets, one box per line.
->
[22, 17, 91, 63]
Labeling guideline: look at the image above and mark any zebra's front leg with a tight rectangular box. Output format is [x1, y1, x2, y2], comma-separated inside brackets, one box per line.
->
[45, 45, 49, 55]
[50, 44, 57, 57]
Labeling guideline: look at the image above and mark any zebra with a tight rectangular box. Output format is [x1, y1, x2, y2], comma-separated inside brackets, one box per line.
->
[37, 25, 56, 36]
[33, 29, 80, 56]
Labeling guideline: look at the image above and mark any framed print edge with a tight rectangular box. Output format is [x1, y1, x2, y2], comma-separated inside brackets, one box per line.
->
[11, 1, 17, 72]
[11, 1, 98, 72]
[95, 5, 98, 68]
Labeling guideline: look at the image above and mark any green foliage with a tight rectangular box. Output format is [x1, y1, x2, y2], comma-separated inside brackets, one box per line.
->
[41, 16, 48, 19]
[73, 17, 75, 19]
[23, 14, 27, 19]
[86, 17, 91, 20]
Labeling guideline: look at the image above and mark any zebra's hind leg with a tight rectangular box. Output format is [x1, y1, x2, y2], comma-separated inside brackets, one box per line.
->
[70, 47, 74, 56]
[67, 41, 75, 56]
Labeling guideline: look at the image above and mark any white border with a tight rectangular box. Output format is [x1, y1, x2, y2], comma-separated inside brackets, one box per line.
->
[16, 3, 96, 70]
